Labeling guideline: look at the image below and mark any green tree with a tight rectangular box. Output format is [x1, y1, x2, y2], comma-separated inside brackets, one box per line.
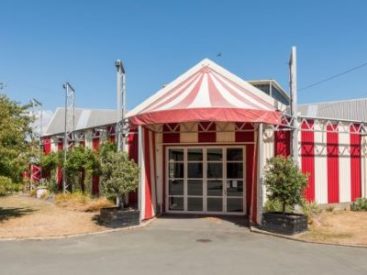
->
[100, 151, 139, 208]
[264, 156, 308, 214]
[64, 146, 100, 192]
[0, 94, 33, 182]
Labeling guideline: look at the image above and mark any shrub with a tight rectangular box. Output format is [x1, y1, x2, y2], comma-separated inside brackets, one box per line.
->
[40, 152, 60, 177]
[101, 151, 139, 208]
[301, 199, 321, 220]
[264, 156, 308, 214]
[0, 176, 16, 196]
[351, 198, 367, 211]
[264, 198, 294, 213]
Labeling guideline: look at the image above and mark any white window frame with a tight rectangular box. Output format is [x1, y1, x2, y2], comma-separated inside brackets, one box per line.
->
[165, 145, 246, 215]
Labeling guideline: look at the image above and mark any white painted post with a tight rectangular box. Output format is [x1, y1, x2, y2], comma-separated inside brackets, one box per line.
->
[257, 123, 264, 224]
[290, 46, 299, 165]
[138, 125, 145, 221]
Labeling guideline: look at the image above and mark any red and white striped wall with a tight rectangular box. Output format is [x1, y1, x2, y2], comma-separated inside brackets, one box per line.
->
[274, 120, 363, 204]
[39, 118, 365, 223]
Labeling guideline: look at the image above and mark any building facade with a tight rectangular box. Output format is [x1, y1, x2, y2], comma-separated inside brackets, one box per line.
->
[41, 59, 367, 224]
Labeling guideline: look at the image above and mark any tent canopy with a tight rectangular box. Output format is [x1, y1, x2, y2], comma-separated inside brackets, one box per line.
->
[127, 59, 282, 125]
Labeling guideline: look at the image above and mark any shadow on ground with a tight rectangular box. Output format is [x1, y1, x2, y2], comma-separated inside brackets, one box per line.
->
[157, 214, 249, 227]
[0, 207, 36, 222]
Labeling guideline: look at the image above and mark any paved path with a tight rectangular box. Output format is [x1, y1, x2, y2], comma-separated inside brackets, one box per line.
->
[1, 216, 367, 275]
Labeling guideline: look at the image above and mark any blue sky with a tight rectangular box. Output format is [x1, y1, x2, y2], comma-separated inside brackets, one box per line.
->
[1, 0, 367, 112]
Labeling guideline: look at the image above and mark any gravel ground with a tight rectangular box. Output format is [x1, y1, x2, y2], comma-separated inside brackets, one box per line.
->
[0, 195, 107, 239]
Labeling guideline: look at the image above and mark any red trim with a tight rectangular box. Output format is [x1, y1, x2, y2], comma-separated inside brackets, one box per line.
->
[130, 108, 281, 126]
[144, 128, 154, 219]
[30, 165, 41, 182]
[42, 137, 51, 155]
[350, 124, 361, 201]
[301, 121, 315, 202]
[198, 121, 216, 142]
[57, 139, 63, 190]
[92, 137, 100, 151]
[92, 176, 99, 195]
[152, 132, 157, 212]
[57, 139, 63, 151]
[235, 123, 254, 142]
[108, 126, 116, 143]
[326, 124, 339, 203]
[163, 123, 180, 143]
[128, 132, 138, 163]
[127, 130, 138, 205]
[274, 130, 290, 156]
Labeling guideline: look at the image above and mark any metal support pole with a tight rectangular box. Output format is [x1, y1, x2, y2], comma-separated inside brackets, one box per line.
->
[63, 85, 68, 193]
[62, 82, 75, 193]
[116, 60, 126, 152]
[290, 46, 299, 165]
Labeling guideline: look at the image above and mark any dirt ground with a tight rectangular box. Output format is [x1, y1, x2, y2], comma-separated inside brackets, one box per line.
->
[298, 210, 367, 246]
[0, 195, 108, 239]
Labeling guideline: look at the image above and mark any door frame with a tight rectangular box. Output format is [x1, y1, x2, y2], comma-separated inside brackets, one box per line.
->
[165, 145, 246, 215]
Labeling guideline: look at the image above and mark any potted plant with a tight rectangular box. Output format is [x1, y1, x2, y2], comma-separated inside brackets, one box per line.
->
[99, 150, 140, 227]
[262, 156, 308, 235]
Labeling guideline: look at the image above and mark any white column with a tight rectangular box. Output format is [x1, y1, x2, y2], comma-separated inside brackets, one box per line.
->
[149, 131, 156, 216]
[138, 125, 145, 221]
[257, 123, 264, 224]
[155, 133, 163, 213]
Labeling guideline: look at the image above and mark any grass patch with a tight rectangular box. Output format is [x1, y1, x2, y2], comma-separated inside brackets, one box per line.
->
[55, 192, 114, 212]
[303, 230, 354, 242]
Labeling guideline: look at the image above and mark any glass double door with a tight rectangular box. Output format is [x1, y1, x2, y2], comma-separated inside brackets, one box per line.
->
[167, 147, 245, 214]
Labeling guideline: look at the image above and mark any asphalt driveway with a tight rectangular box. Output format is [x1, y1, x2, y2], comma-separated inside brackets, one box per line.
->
[1, 215, 367, 275]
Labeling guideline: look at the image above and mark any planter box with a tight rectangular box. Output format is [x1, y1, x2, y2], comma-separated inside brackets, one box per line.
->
[100, 207, 140, 228]
[262, 212, 307, 235]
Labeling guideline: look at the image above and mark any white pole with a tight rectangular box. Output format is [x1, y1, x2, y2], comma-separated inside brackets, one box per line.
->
[290, 46, 299, 165]
[138, 125, 145, 221]
[63, 84, 68, 193]
[115, 60, 126, 152]
[257, 123, 264, 224]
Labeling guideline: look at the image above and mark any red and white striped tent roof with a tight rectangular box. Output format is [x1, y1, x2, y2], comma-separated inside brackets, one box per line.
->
[127, 59, 282, 125]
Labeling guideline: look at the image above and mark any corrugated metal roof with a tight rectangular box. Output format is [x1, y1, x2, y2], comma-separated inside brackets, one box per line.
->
[299, 98, 367, 121]
[44, 108, 117, 136]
